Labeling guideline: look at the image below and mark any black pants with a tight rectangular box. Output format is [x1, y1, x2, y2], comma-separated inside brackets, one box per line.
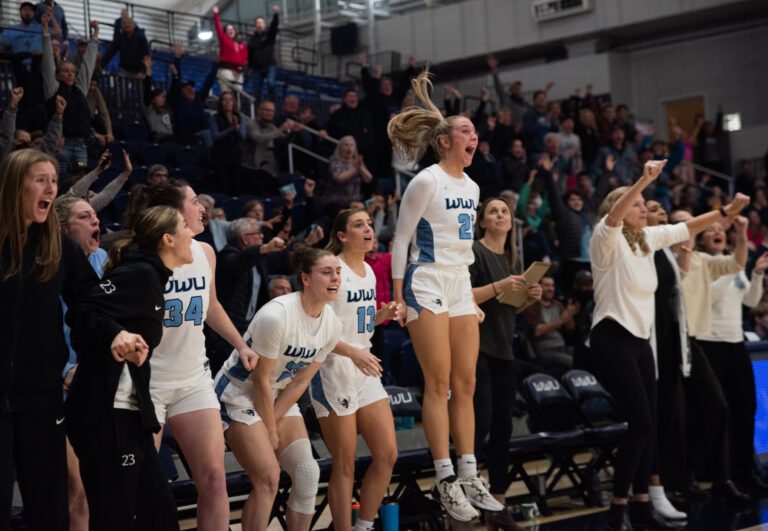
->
[684, 343, 730, 483]
[654, 322, 687, 491]
[697, 339, 756, 479]
[68, 410, 179, 531]
[0, 408, 68, 531]
[590, 320, 656, 498]
[474, 352, 516, 495]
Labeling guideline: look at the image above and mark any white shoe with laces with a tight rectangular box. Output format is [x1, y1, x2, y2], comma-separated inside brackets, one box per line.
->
[432, 475, 479, 522]
[649, 485, 687, 520]
[460, 474, 505, 511]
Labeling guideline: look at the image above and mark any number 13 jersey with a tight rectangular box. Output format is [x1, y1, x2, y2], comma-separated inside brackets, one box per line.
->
[151, 239, 211, 388]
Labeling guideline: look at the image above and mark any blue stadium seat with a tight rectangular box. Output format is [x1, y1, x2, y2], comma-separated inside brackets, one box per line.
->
[172, 145, 202, 167]
[141, 143, 170, 165]
[124, 121, 150, 142]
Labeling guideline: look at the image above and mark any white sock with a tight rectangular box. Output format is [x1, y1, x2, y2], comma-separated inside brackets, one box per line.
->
[457, 454, 477, 479]
[353, 518, 374, 531]
[649, 485, 687, 519]
[434, 458, 455, 482]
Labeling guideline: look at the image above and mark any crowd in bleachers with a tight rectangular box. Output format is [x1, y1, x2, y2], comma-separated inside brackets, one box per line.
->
[3, 1, 768, 529]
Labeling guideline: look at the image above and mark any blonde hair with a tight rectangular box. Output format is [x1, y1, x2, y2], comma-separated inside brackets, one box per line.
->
[0, 150, 61, 282]
[331, 135, 358, 161]
[387, 69, 460, 164]
[598, 187, 650, 255]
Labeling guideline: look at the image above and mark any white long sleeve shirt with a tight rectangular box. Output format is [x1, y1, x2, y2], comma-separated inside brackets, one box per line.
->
[696, 269, 764, 343]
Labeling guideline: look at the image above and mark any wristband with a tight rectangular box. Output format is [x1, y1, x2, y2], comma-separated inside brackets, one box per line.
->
[492, 281, 498, 295]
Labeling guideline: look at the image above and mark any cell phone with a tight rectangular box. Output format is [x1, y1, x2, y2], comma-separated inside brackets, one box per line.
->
[279, 183, 296, 195]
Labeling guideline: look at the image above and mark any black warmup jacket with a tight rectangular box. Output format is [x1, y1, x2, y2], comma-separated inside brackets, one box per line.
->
[65, 248, 171, 435]
[0, 228, 97, 413]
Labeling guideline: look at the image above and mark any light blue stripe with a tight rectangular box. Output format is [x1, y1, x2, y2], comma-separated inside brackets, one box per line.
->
[415, 218, 435, 263]
[402, 264, 424, 315]
[228, 357, 251, 382]
[310, 371, 332, 412]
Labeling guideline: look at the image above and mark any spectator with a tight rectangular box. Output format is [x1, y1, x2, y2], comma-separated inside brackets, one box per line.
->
[167, 43, 218, 146]
[467, 137, 502, 200]
[500, 138, 530, 193]
[575, 107, 600, 171]
[86, 80, 114, 146]
[615, 104, 636, 143]
[209, 91, 247, 195]
[63, 149, 132, 213]
[556, 115, 581, 168]
[325, 135, 373, 212]
[247, 4, 280, 99]
[694, 106, 727, 174]
[750, 302, 768, 340]
[100, 15, 148, 78]
[212, 6, 248, 94]
[142, 57, 174, 142]
[3, 2, 42, 56]
[0, 87, 63, 159]
[593, 127, 638, 185]
[146, 164, 169, 186]
[274, 95, 325, 175]
[486, 54, 528, 126]
[734, 160, 756, 198]
[522, 89, 556, 157]
[366, 192, 398, 248]
[35, 0, 67, 40]
[242, 100, 292, 177]
[267, 275, 292, 299]
[42, 15, 99, 185]
[522, 276, 576, 371]
[326, 88, 376, 181]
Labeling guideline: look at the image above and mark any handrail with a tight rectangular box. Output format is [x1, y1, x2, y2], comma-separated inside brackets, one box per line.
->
[288, 142, 329, 174]
[681, 160, 734, 182]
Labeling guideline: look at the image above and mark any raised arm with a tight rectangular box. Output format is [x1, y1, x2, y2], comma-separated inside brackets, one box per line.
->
[75, 21, 99, 95]
[41, 11, 59, 100]
[684, 193, 750, 238]
[605, 160, 666, 227]
[39, 96, 65, 155]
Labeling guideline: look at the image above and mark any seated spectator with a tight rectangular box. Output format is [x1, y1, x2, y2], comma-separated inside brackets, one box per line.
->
[247, 4, 280, 99]
[3, 2, 42, 56]
[267, 275, 292, 299]
[500, 138, 530, 193]
[167, 43, 217, 146]
[522, 275, 577, 371]
[365, 192, 398, 248]
[242, 100, 292, 176]
[100, 14, 148, 78]
[209, 91, 247, 195]
[750, 303, 768, 341]
[146, 164, 169, 186]
[35, 0, 67, 40]
[86, 79, 113, 146]
[212, 6, 248, 94]
[41, 16, 99, 184]
[142, 57, 174, 142]
[325, 135, 372, 213]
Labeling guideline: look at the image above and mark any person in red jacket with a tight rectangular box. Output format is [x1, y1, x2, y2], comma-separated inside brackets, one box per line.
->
[212, 6, 248, 94]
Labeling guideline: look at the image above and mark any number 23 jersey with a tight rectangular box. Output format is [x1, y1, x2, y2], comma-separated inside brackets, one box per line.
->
[393, 164, 480, 277]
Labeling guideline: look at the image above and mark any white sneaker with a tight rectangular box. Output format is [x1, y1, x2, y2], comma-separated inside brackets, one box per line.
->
[432, 475, 479, 522]
[649, 486, 687, 520]
[460, 474, 505, 511]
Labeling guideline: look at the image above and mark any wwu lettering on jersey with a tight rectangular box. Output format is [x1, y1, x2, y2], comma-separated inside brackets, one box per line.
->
[347, 288, 376, 303]
[444, 197, 476, 210]
[283, 345, 319, 359]
[164, 276, 207, 294]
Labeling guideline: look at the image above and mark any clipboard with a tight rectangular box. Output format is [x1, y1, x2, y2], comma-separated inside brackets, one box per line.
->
[496, 261, 551, 307]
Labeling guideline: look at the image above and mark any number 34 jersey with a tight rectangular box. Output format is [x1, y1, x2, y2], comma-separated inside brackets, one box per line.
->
[407, 164, 480, 269]
[151, 239, 211, 388]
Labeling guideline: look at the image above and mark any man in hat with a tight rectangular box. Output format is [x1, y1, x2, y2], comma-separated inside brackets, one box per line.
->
[167, 42, 218, 145]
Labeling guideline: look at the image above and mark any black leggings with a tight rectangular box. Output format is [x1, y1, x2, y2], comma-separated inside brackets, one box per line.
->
[0, 408, 68, 531]
[697, 339, 756, 479]
[474, 352, 516, 495]
[69, 410, 179, 531]
[590, 319, 656, 498]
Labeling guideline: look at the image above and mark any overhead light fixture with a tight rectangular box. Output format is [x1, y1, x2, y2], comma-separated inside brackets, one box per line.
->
[198, 29, 213, 40]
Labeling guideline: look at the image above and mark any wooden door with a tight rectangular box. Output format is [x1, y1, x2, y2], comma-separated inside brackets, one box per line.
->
[664, 96, 705, 142]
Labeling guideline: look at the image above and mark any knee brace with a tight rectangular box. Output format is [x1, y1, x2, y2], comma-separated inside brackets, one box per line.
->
[278, 439, 319, 515]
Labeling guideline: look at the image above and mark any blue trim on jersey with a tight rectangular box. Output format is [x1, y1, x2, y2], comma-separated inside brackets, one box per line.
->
[310, 372, 332, 412]
[228, 356, 251, 382]
[403, 264, 424, 315]
[415, 218, 435, 263]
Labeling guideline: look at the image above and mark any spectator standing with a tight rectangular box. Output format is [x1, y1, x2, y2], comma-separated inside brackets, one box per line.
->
[3, 2, 42, 56]
[593, 127, 638, 185]
[500, 138, 530, 193]
[142, 57, 174, 143]
[327, 88, 376, 183]
[100, 15, 149, 78]
[209, 91, 247, 195]
[167, 44, 218, 146]
[87, 80, 114, 146]
[35, 0, 67, 40]
[212, 6, 248, 94]
[247, 4, 280, 99]
[521, 89, 556, 158]
[242, 100, 292, 177]
[42, 15, 99, 185]
[575, 107, 600, 171]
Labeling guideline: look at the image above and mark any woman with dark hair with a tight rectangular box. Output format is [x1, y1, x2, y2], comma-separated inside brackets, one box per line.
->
[590, 159, 749, 531]
[0, 149, 97, 531]
[213, 245, 348, 531]
[388, 70, 501, 522]
[212, 6, 248, 94]
[470, 197, 541, 530]
[310, 208, 401, 531]
[209, 91, 247, 194]
[126, 180, 259, 531]
[65, 206, 194, 531]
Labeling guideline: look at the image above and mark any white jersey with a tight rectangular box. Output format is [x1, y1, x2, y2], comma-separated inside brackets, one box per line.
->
[220, 292, 342, 392]
[392, 164, 480, 278]
[151, 239, 211, 388]
[332, 257, 377, 351]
